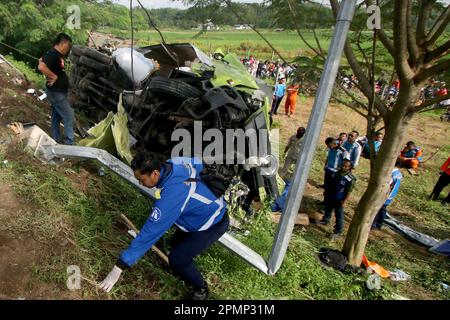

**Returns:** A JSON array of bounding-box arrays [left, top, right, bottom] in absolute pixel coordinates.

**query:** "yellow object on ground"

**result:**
[[78, 94, 133, 165]]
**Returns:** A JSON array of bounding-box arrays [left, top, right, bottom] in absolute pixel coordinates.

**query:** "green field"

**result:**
[[103, 28, 333, 60]]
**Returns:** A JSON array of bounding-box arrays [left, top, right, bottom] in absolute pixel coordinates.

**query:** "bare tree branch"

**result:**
[[337, 80, 370, 111], [406, 0, 420, 66], [331, 95, 368, 118], [416, 0, 437, 45], [330, 0, 389, 119], [376, 29, 396, 56], [413, 93, 450, 113], [393, 0, 415, 81], [312, 28, 325, 58], [224, 0, 288, 64], [414, 58, 450, 83], [286, 0, 325, 59], [425, 5, 450, 46], [355, 31, 373, 80], [363, 0, 395, 56], [426, 39, 450, 63]]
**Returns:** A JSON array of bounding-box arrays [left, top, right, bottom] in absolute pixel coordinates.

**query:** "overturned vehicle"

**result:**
[[69, 43, 279, 210]]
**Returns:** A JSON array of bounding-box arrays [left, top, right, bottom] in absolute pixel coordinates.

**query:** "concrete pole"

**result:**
[[268, 0, 357, 274]]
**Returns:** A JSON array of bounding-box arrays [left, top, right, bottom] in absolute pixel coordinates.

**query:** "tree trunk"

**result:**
[[342, 83, 416, 266]]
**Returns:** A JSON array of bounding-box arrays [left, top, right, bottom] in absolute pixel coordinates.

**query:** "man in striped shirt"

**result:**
[[342, 130, 362, 168]]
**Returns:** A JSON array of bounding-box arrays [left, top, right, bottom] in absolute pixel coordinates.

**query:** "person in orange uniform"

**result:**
[[397, 141, 423, 169], [429, 156, 450, 204], [284, 82, 300, 117]]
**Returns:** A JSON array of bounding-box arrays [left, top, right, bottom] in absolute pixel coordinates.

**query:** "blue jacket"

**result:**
[[384, 168, 402, 206], [273, 84, 286, 98], [403, 147, 423, 161], [342, 141, 362, 167], [325, 171, 356, 201], [326, 146, 346, 171], [362, 140, 382, 158], [119, 157, 227, 267]]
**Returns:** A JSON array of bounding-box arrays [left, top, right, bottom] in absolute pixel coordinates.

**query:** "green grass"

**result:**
[[4, 55, 45, 88], [2, 126, 448, 300], [103, 28, 333, 60], [0, 130, 395, 300]]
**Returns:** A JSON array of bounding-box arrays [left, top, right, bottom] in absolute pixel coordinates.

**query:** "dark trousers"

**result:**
[[323, 168, 335, 188], [323, 198, 344, 234], [372, 204, 388, 229], [431, 172, 450, 203], [270, 96, 283, 115], [169, 213, 229, 290], [46, 90, 75, 145]]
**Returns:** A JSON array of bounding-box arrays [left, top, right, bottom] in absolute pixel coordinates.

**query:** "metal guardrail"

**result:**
[[40, 144, 270, 273]]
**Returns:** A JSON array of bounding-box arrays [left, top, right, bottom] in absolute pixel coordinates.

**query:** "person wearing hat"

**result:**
[[279, 126, 306, 179]]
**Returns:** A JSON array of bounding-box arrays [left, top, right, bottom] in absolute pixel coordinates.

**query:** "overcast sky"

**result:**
[[112, 0, 263, 9]]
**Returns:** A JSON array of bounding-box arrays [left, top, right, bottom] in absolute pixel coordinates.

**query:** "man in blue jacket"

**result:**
[[318, 159, 356, 238], [371, 167, 403, 230], [323, 137, 347, 187], [99, 152, 229, 300], [270, 77, 286, 115], [342, 130, 362, 168]]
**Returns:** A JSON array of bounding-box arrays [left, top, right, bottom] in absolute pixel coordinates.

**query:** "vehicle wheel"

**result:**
[[78, 56, 110, 72], [148, 76, 203, 100], [70, 54, 79, 64], [71, 45, 84, 57], [81, 47, 112, 65]]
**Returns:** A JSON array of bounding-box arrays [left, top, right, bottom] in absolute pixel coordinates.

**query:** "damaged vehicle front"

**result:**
[[69, 43, 279, 213]]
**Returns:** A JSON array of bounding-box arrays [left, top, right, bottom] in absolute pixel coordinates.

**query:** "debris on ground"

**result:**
[[429, 239, 450, 257], [366, 273, 381, 290], [390, 293, 411, 300], [384, 213, 439, 248], [407, 168, 419, 175], [26, 88, 47, 101], [362, 255, 390, 278], [97, 166, 106, 177], [271, 212, 309, 226], [7, 122, 25, 135], [389, 269, 411, 282]]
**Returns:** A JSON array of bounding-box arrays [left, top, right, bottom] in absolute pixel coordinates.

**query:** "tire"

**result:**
[[71, 45, 84, 57], [81, 47, 112, 65], [69, 54, 79, 64], [78, 56, 110, 72], [148, 76, 203, 100]]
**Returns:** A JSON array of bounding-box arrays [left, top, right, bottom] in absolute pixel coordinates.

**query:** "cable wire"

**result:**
[[129, 0, 136, 116], [0, 41, 39, 61]]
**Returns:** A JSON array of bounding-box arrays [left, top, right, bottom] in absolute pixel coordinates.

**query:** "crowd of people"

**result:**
[[341, 74, 449, 115], [278, 124, 448, 239], [241, 55, 296, 81]]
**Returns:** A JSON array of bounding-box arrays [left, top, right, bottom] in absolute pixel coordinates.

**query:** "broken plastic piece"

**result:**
[[389, 269, 411, 281], [112, 48, 159, 86], [366, 274, 381, 290], [127, 230, 137, 238]]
